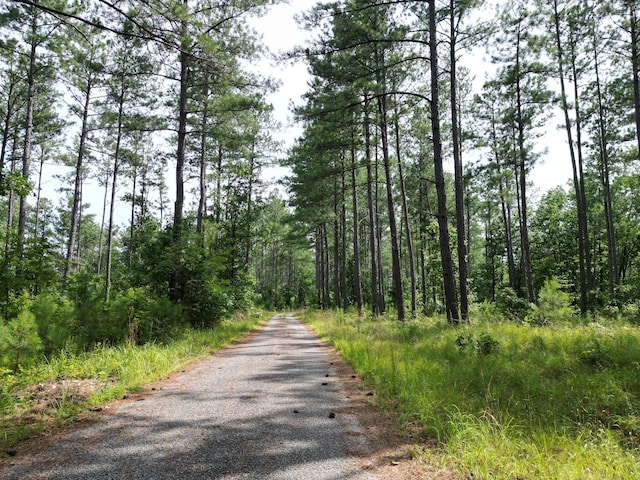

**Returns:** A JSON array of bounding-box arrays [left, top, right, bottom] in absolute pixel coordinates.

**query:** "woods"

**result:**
[[288, 0, 640, 323], [0, 0, 639, 383], [0, 0, 314, 364], [1, 1, 640, 476]]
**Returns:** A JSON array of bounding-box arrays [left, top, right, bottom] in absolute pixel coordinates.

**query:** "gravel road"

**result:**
[[0, 313, 378, 480]]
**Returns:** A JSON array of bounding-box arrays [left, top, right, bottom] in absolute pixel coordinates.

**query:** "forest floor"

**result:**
[[0, 313, 458, 479]]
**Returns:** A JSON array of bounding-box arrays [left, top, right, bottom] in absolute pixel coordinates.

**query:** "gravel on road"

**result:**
[[0, 313, 379, 480]]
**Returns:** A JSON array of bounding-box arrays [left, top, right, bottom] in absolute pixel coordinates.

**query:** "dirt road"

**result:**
[[0, 314, 379, 479]]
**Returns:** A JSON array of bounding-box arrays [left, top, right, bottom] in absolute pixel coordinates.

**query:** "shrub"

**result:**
[[0, 302, 42, 370], [526, 277, 575, 326], [496, 287, 531, 322], [455, 332, 500, 356], [31, 293, 77, 355]]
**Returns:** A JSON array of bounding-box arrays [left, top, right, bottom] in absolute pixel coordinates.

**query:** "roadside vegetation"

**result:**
[[0, 309, 269, 454], [303, 305, 640, 479]]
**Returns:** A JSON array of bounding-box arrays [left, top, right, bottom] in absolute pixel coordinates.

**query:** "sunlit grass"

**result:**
[[0, 310, 269, 451], [303, 309, 640, 479]]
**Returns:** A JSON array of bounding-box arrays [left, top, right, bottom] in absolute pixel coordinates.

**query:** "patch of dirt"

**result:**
[[19, 379, 104, 416]]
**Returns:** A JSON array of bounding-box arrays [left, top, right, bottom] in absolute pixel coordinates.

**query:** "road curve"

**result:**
[[0, 313, 377, 479]]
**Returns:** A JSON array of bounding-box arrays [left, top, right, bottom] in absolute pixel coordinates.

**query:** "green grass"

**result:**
[[0, 310, 269, 451], [302, 309, 640, 479]]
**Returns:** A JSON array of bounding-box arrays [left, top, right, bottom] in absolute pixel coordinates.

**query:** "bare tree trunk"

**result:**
[[34, 149, 45, 237], [450, 0, 469, 321], [393, 99, 416, 317], [552, 0, 589, 314], [170, 39, 189, 301], [197, 101, 209, 240], [350, 131, 363, 315], [17, 10, 38, 254], [97, 163, 109, 274], [340, 153, 349, 311], [378, 90, 405, 322], [429, 0, 459, 323], [593, 34, 619, 300], [364, 94, 380, 316], [333, 181, 341, 309], [569, 22, 593, 301], [629, 3, 640, 157], [64, 80, 93, 279], [515, 26, 536, 303], [105, 92, 125, 302]]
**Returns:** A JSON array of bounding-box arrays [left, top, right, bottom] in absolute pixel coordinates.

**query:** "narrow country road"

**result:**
[[0, 314, 378, 479]]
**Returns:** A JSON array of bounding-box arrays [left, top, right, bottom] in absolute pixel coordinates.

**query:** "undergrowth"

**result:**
[[0, 310, 269, 452], [302, 309, 640, 479]]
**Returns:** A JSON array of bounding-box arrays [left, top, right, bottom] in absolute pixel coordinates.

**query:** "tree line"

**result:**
[[286, 0, 640, 323], [0, 0, 315, 369]]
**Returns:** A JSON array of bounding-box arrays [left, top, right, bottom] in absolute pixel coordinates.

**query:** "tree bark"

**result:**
[[393, 99, 417, 317], [514, 22, 536, 303], [64, 79, 92, 279], [593, 32, 619, 300], [364, 94, 380, 316], [450, 0, 469, 321], [378, 91, 405, 322], [350, 130, 363, 315], [552, 0, 589, 314], [17, 10, 39, 254], [429, 0, 459, 323], [170, 43, 189, 302]]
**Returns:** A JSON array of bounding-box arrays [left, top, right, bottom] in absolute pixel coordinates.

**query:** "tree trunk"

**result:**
[[64, 80, 92, 279], [552, 0, 589, 314], [515, 25, 536, 303], [197, 98, 209, 240], [17, 11, 39, 254], [629, 3, 640, 157], [170, 44, 189, 302], [350, 131, 363, 315], [450, 0, 469, 321], [105, 89, 125, 302], [378, 91, 405, 322], [593, 34, 619, 300], [569, 21, 593, 301], [340, 153, 349, 311], [364, 94, 380, 316], [429, 0, 459, 323], [393, 99, 417, 317]]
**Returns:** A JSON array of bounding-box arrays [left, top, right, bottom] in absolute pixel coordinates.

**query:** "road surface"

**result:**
[[0, 313, 377, 479]]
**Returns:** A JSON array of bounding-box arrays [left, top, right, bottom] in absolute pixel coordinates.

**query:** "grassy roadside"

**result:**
[[1, 310, 270, 454], [302, 309, 640, 479]]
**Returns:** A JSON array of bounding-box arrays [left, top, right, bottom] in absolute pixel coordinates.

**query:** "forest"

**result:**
[[1, 0, 639, 475], [0, 0, 638, 364], [288, 0, 640, 325]]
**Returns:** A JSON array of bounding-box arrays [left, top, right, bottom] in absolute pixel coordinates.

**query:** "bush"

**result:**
[[496, 287, 531, 322], [455, 332, 501, 356], [526, 277, 575, 326], [31, 293, 77, 355], [0, 301, 42, 370]]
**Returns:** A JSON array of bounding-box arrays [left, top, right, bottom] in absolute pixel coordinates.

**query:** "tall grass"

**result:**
[[0, 310, 269, 450], [303, 309, 640, 479]]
